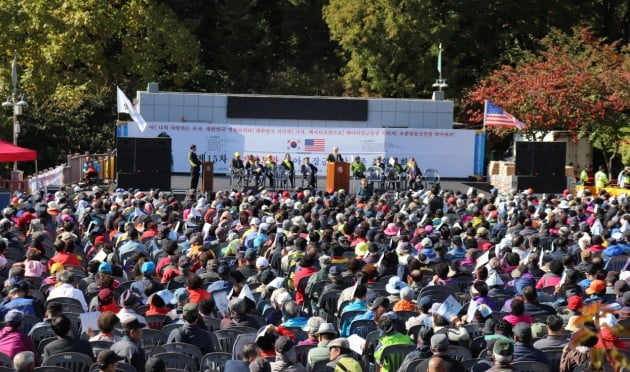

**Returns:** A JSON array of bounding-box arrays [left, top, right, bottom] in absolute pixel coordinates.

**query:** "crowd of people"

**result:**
[[0, 177, 627, 372]]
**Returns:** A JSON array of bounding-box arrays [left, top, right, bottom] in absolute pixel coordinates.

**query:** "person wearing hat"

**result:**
[[325, 338, 362, 372], [129, 261, 163, 302], [167, 287, 190, 321], [373, 315, 414, 372], [162, 255, 192, 286], [221, 297, 262, 330], [117, 289, 147, 325], [238, 248, 259, 278], [43, 314, 93, 360], [512, 322, 547, 363], [322, 265, 346, 294], [304, 322, 338, 367], [97, 288, 121, 313], [47, 270, 88, 312], [0, 281, 39, 319], [270, 336, 306, 372], [484, 338, 514, 371], [111, 317, 146, 372], [393, 287, 417, 312], [296, 317, 323, 347], [95, 350, 124, 372], [416, 334, 465, 372], [584, 279, 607, 304], [166, 303, 215, 354], [0, 310, 39, 363]]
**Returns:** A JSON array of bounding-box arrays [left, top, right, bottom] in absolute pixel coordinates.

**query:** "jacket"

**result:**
[[111, 336, 145, 372], [43, 336, 93, 360], [0, 327, 39, 364], [308, 340, 331, 367], [166, 323, 215, 354], [513, 342, 548, 363], [373, 332, 414, 372]]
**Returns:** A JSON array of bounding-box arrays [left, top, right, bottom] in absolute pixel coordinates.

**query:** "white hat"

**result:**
[[256, 257, 269, 269], [421, 238, 433, 248], [264, 216, 275, 225], [259, 223, 270, 233]]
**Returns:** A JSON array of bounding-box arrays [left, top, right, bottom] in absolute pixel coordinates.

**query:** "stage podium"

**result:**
[[326, 162, 350, 193]]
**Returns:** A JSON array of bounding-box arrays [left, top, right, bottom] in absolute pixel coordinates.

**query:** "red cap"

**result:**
[[94, 235, 106, 245], [567, 295, 583, 311]]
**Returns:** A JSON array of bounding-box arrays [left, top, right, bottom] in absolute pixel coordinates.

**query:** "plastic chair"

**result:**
[[231, 333, 257, 360], [365, 167, 383, 191], [605, 255, 629, 272], [393, 311, 419, 322], [349, 319, 377, 338], [145, 315, 169, 330], [214, 329, 240, 353], [445, 345, 472, 362], [45, 298, 84, 314], [464, 324, 483, 342], [470, 336, 487, 358], [318, 290, 342, 323], [144, 345, 165, 358], [422, 169, 440, 189], [162, 323, 183, 336], [162, 343, 203, 366], [337, 310, 364, 332], [43, 352, 93, 372], [200, 351, 232, 372], [89, 340, 113, 359], [201, 317, 220, 332], [401, 358, 423, 372], [37, 337, 57, 356], [0, 353, 11, 367], [295, 344, 315, 367], [228, 326, 258, 334], [309, 360, 328, 372], [378, 344, 416, 372], [141, 328, 167, 346], [153, 353, 196, 372], [511, 361, 551, 372], [34, 367, 71, 372], [461, 358, 481, 370], [30, 325, 55, 347], [541, 347, 564, 372], [114, 363, 137, 372]]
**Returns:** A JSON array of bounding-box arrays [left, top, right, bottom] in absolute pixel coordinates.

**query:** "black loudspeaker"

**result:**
[[514, 176, 566, 193], [116, 137, 172, 190], [515, 142, 533, 176], [116, 137, 136, 173]]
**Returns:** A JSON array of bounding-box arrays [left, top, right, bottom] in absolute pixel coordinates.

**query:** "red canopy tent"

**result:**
[[0, 140, 37, 162]]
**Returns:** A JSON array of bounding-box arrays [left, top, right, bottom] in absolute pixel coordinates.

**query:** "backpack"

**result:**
[[334, 357, 362, 372]]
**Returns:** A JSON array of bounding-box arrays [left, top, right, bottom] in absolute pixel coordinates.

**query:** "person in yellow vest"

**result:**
[[280, 153, 295, 188], [263, 154, 276, 187], [188, 144, 202, 190], [350, 156, 366, 178], [617, 166, 630, 188], [579, 165, 593, 185], [595, 165, 609, 188]]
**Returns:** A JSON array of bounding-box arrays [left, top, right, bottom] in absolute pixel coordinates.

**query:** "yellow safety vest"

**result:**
[[595, 171, 609, 188]]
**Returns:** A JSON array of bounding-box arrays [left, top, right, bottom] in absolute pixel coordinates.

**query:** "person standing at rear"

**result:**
[[188, 144, 202, 190]]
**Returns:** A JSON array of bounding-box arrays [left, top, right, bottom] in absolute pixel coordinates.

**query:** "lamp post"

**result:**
[[2, 55, 27, 170]]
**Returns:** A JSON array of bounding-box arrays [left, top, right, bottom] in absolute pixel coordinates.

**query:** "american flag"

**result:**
[[484, 100, 526, 130], [304, 139, 325, 152]]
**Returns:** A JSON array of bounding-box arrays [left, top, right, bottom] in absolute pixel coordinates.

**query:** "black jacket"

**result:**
[[43, 336, 94, 361]]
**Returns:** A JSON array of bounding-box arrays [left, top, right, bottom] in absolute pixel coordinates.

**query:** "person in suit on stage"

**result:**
[[301, 157, 318, 188], [188, 145, 202, 190], [327, 147, 344, 163], [231, 152, 245, 186]]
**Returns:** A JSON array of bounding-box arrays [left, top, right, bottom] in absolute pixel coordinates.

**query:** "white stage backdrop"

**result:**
[[122, 122, 475, 177]]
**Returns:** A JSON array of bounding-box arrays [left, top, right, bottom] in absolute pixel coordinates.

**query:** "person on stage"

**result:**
[[231, 152, 245, 186], [249, 156, 264, 187], [188, 145, 202, 190], [263, 154, 276, 187], [301, 157, 318, 188], [327, 147, 344, 163], [405, 157, 422, 189], [351, 156, 366, 179], [280, 153, 295, 188]]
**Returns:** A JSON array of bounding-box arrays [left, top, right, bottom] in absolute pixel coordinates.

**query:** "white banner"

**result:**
[[28, 165, 64, 193], [124, 122, 475, 177]]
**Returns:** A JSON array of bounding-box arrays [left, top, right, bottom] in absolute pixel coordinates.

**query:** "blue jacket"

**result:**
[[603, 243, 630, 259], [0, 298, 37, 318], [340, 300, 368, 337]]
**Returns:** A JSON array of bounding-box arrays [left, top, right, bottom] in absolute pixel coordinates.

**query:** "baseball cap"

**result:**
[[256, 257, 269, 269], [98, 262, 112, 273], [97, 350, 124, 367], [275, 336, 295, 353], [567, 295, 584, 311], [119, 290, 139, 307], [171, 287, 189, 304], [493, 339, 514, 356], [121, 317, 146, 330], [244, 249, 257, 260], [302, 316, 324, 333], [182, 303, 199, 317], [430, 334, 449, 350], [4, 309, 24, 323], [368, 296, 389, 310], [141, 261, 156, 275], [328, 338, 350, 350], [586, 279, 606, 295]]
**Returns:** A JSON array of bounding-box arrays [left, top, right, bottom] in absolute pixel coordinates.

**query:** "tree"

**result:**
[[463, 26, 629, 173], [0, 0, 201, 169]]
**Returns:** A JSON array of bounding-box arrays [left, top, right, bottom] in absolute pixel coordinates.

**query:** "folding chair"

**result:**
[[200, 352, 232, 372], [511, 361, 551, 372], [145, 315, 169, 330], [162, 343, 203, 366], [141, 329, 167, 346], [444, 345, 472, 362], [214, 329, 240, 353], [152, 353, 196, 372], [231, 333, 257, 360], [295, 344, 316, 367], [43, 352, 93, 372]]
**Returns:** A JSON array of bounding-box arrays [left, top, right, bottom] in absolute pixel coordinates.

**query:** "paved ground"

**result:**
[[163, 174, 477, 195]]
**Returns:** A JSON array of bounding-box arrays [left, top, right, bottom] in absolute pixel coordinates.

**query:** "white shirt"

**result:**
[[47, 283, 88, 311], [116, 308, 147, 325]]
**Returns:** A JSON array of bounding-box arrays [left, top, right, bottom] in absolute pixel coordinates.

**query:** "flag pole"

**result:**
[[482, 99, 488, 132]]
